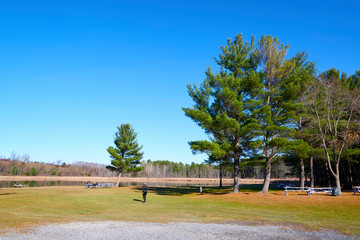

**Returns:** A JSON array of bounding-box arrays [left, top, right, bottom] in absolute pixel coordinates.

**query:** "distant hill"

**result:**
[[0, 158, 116, 177]]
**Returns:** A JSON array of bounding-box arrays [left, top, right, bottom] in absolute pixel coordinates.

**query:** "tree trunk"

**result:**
[[300, 158, 305, 188], [116, 172, 122, 187], [233, 155, 240, 193], [345, 157, 354, 189], [324, 161, 331, 186], [261, 156, 271, 193], [335, 174, 342, 194], [219, 161, 223, 188], [335, 163, 342, 194], [310, 156, 314, 188], [296, 115, 306, 188]]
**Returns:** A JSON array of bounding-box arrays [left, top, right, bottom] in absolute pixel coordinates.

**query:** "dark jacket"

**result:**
[[142, 185, 148, 193]]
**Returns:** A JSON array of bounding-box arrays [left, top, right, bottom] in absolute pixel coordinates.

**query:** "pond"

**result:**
[[0, 180, 230, 188], [0, 181, 85, 188]]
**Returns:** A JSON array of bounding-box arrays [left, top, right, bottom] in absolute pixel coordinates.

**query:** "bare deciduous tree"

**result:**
[[304, 76, 360, 194]]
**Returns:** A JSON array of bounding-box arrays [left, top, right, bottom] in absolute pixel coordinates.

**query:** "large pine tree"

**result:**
[[253, 35, 316, 193], [183, 34, 260, 193], [106, 124, 144, 187]]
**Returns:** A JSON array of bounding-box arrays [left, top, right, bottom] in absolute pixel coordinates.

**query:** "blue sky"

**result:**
[[1, 0, 359, 165]]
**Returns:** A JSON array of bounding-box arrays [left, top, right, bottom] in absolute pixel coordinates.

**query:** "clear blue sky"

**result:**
[[1, 0, 359, 165]]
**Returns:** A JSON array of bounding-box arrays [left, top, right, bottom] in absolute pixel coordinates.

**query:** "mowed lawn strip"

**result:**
[[0, 186, 359, 235]]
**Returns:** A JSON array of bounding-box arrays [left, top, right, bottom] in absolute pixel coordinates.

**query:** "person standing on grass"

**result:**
[[142, 183, 148, 203]]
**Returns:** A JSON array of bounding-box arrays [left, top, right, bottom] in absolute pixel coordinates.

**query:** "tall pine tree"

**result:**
[[285, 51, 316, 188], [254, 35, 310, 193]]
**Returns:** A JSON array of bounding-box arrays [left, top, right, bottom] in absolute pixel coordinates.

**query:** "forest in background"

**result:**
[[0, 153, 294, 179]]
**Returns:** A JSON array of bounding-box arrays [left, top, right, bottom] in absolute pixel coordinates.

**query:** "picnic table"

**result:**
[[354, 186, 360, 195], [308, 187, 332, 195], [85, 182, 114, 189], [284, 186, 332, 196], [284, 186, 311, 196]]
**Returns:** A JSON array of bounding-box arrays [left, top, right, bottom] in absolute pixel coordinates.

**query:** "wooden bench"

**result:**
[[354, 186, 360, 195]]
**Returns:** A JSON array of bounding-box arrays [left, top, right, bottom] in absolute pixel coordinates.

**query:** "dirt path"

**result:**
[[1, 221, 356, 240]]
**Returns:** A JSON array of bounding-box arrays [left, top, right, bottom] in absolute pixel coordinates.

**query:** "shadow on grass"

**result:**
[[136, 186, 201, 196], [133, 199, 144, 203], [0, 193, 16, 196], [134, 184, 284, 196]]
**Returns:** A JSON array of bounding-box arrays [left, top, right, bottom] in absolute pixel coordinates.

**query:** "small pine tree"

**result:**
[[30, 167, 37, 176], [11, 166, 18, 175], [106, 124, 144, 187]]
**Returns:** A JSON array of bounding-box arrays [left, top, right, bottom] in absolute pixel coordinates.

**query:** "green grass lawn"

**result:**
[[0, 185, 359, 236]]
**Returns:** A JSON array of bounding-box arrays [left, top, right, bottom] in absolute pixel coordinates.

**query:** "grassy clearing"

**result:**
[[0, 185, 359, 235]]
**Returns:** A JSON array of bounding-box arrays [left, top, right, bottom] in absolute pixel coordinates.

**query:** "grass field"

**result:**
[[0, 185, 359, 236]]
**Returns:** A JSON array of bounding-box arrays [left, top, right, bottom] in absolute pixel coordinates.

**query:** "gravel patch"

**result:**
[[1, 221, 357, 240]]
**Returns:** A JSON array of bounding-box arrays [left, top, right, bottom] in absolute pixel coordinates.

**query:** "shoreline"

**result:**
[[0, 175, 296, 184]]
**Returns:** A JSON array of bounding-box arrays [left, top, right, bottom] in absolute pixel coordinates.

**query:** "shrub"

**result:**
[[30, 167, 37, 176], [11, 166, 18, 175]]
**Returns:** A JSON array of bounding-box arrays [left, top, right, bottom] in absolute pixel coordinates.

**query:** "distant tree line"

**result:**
[[1, 155, 298, 179], [138, 160, 232, 178]]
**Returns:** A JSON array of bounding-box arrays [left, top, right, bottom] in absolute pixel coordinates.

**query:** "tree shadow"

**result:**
[[135, 186, 199, 196], [205, 186, 233, 195], [133, 184, 285, 196], [136, 186, 234, 196], [240, 184, 264, 192], [0, 193, 16, 196]]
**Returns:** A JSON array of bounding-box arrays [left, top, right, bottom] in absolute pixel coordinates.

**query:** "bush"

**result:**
[[11, 166, 18, 175], [30, 167, 37, 176], [24, 171, 31, 176], [51, 171, 56, 176]]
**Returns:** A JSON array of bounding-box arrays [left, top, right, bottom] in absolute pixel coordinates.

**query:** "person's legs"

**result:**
[[143, 192, 147, 203]]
